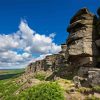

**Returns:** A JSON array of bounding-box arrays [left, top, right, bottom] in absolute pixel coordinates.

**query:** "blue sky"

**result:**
[[0, 0, 100, 69]]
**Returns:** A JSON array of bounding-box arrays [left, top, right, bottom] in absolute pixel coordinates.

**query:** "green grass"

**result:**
[[85, 95, 100, 100], [34, 72, 46, 81], [17, 82, 64, 100], [77, 87, 92, 93], [93, 86, 100, 93], [0, 69, 65, 100], [0, 69, 24, 100], [0, 79, 20, 99]]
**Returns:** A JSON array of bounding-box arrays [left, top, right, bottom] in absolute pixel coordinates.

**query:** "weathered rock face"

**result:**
[[25, 53, 66, 73], [25, 59, 47, 73], [25, 62, 35, 73], [25, 43, 69, 80], [44, 54, 59, 71], [59, 44, 67, 57], [67, 8, 100, 87], [25, 7, 100, 87], [67, 8, 99, 67], [78, 67, 100, 86]]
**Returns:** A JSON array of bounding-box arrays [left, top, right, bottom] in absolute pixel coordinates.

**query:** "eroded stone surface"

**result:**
[[77, 67, 100, 86], [25, 7, 100, 87]]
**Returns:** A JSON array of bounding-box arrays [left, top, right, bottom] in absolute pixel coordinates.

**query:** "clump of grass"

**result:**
[[92, 86, 100, 93], [56, 78, 73, 84], [0, 79, 20, 100], [18, 82, 64, 100], [77, 87, 92, 94], [85, 95, 100, 100], [34, 72, 46, 81]]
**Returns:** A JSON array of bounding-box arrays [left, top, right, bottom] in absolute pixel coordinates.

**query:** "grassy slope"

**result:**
[[0, 69, 100, 100], [0, 69, 24, 99], [0, 70, 65, 100]]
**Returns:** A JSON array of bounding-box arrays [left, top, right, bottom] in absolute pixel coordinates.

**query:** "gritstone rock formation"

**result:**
[[67, 8, 99, 68], [25, 8, 100, 87], [26, 44, 68, 74], [67, 8, 100, 87]]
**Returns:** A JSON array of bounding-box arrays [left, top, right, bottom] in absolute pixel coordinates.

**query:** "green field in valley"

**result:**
[[0, 69, 24, 80]]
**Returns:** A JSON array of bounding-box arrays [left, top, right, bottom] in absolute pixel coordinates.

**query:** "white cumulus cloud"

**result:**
[[0, 19, 61, 69]]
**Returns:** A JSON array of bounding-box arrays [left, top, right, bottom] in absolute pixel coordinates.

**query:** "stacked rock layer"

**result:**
[[25, 8, 100, 87], [67, 8, 99, 68]]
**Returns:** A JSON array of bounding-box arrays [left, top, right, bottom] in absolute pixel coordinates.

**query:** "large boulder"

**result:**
[[78, 67, 100, 87], [67, 8, 99, 68]]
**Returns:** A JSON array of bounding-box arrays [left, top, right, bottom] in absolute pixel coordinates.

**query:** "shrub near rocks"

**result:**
[[34, 72, 46, 81], [93, 86, 100, 93], [18, 82, 64, 100], [77, 87, 93, 94]]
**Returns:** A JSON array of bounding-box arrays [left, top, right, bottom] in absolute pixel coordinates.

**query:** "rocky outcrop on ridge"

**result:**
[[67, 8, 99, 67], [25, 8, 100, 87], [67, 8, 100, 87]]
